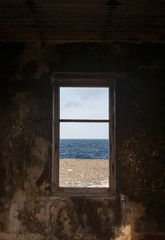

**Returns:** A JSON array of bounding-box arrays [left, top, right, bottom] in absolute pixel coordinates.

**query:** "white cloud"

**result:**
[[62, 101, 81, 109], [75, 88, 107, 100]]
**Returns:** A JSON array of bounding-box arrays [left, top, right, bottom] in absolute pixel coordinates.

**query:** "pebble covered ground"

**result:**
[[59, 158, 109, 187]]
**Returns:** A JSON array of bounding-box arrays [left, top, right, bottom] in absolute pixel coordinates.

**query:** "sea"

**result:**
[[60, 139, 109, 159]]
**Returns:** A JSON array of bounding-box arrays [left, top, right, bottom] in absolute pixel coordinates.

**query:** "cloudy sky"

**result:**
[[60, 87, 109, 139]]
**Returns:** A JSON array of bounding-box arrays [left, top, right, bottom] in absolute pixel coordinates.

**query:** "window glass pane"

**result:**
[[59, 123, 109, 188], [60, 87, 109, 120], [60, 122, 109, 139]]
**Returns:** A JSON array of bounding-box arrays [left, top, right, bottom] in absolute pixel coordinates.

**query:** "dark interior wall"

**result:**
[[116, 70, 165, 233], [0, 42, 165, 240]]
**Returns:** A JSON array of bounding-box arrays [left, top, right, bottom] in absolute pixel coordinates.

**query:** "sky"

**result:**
[[60, 87, 109, 139]]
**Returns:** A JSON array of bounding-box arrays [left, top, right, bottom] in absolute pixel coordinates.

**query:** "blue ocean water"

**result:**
[[60, 139, 109, 159]]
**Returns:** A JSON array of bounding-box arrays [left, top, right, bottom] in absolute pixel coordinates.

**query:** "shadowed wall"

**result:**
[[0, 42, 165, 240]]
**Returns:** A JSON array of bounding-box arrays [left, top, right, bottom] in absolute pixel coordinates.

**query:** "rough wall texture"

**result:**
[[0, 42, 165, 240]]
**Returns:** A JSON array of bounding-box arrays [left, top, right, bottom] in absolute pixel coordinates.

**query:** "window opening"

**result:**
[[52, 74, 115, 195]]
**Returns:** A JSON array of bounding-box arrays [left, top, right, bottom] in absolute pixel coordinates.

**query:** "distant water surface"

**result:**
[[60, 139, 109, 159]]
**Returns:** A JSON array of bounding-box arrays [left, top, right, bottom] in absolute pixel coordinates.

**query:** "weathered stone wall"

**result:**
[[0, 42, 165, 240]]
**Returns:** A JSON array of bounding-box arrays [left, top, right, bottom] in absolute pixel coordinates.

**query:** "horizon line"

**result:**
[[60, 138, 109, 140]]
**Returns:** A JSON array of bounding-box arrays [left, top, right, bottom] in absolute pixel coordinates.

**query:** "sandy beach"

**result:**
[[59, 158, 109, 187]]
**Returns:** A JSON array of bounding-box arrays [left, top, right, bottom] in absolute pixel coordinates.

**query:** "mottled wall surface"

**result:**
[[116, 70, 165, 237], [0, 42, 165, 240]]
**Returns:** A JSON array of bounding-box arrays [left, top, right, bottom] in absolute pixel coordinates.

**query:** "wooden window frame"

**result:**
[[51, 72, 116, 195]]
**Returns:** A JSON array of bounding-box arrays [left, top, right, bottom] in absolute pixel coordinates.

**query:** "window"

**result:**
[[51, 73, 116, 195]]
